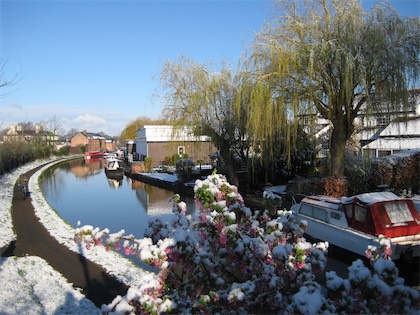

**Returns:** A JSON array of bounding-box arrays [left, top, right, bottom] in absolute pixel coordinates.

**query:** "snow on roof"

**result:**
[[359, 128, 381, 141], [363, 138, 420, 150], [302, 195, 342, 211], [380, 116, 420, 137], [342, 191, 402, 205]]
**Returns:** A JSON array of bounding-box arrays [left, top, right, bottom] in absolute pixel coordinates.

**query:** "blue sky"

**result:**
[[1, 0, 419, 137]]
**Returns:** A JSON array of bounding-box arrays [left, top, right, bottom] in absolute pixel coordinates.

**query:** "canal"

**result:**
[[40, 158, 197, 267]]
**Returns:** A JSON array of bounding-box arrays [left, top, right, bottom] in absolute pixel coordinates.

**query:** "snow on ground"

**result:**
[[139, 172, 178, 183], [0, 256, 99, 314], [0, 157, 152, 314]]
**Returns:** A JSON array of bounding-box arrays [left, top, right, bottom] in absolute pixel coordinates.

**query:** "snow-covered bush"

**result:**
[[75, 173, 419, 314], [369, 152, 419, 194]]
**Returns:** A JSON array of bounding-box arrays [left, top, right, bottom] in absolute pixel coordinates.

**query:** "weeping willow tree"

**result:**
[[250, 0, 419, 176], [160, 56, 253, 186], [120, 116, 168, 143]]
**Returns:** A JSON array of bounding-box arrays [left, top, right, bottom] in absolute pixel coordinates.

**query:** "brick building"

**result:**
[[70, 130, 116, 153]]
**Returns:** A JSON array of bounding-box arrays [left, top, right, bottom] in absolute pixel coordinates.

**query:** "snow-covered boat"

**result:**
[[104, 158, 124, 180], [291, 192, 420, 261]]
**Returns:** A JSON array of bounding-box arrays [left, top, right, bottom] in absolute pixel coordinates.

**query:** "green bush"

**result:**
[[0, 141, 52, 175], [144, 156, 153, 172], [56, 145, 70, 156]]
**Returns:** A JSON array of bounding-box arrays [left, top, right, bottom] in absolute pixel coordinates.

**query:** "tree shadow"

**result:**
[[0, 241, 16, 258], [76, 242, 129, 308], [53, 290, 101, 315]]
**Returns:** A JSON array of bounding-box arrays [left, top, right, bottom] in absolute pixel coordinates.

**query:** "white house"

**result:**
[[300, 88, 420, 158], [362, 116, 420, 158]]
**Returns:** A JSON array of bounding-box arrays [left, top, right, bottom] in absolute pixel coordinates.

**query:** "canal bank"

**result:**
[[122, 162, 268, 210]]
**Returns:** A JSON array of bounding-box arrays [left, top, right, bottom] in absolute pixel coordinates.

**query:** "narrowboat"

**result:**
[[104, 158, 124, 180]]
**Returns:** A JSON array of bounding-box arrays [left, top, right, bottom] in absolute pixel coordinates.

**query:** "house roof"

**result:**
[[380, 116, 420, 137], [78, 131, 107, 140], [362, 138, 420, 150], [137, 125, 211, 142], [362, 116, 420, 150]]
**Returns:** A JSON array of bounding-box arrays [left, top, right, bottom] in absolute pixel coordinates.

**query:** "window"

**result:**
[[354, 205, 367, 222], [377, 115, 390, 126], [178, 146, 185, 156], [303, 116, 309, 125], [299, 204, 328, 222], [385, 202, 413, 224], [300, 204, 312, 216], [313, 207, 328, 222], [344, 205, 353, 218], [330, 212, 341, 220]]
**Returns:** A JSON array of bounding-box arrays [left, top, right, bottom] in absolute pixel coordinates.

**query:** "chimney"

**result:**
[[83, 130, 87, 134]]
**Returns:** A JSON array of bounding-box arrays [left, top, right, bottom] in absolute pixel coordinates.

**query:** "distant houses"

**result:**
[[70, 130, 116, 154], [2, 123, 61, 147]]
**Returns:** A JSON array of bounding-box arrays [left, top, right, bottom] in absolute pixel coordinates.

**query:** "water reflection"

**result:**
[[70, 157, 103, 178], [107, 178, 123, 189]]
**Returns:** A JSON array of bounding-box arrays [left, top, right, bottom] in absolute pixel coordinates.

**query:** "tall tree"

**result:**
[[120, 116, 167, 143], [251, 0, 419, 176], [161, 57, 253, 186]]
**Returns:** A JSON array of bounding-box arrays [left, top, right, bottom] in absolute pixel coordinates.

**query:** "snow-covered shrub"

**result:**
[[369, 152, 419, 194], [75, 173, 419, 314]]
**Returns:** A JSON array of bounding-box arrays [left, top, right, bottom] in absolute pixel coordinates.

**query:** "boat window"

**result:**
[[300, 204, 312, 216], [344, 204, 353, 218], [330, 212, 341, 220], [354, 205, 367, 222], [299, 204, 328, 222], [313, 207, 328, 222], [384, 202, 413, 224]]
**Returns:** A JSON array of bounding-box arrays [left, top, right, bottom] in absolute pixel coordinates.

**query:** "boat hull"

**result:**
[[105, 168, 124, 180], [296, 213, 382, 258], [294, 210, 420, 261]]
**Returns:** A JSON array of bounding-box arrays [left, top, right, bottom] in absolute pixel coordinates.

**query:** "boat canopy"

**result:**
[[341, 192, 420, 238]]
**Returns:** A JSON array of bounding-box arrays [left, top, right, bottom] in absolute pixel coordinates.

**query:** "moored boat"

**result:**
[[85, 151, 103, 159], [291, 191, 420, 262], [104, 158, 124, 180]]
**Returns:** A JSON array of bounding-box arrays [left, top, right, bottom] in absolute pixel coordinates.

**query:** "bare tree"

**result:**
[[0, 59, 20, 98], [41, 115, 63, 136]]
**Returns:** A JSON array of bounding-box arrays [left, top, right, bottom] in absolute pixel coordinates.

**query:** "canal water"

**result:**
[[40, 158, 197, 244]]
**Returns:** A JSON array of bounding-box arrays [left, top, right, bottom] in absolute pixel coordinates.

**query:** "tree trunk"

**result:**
[[329, 122, 348, 177], [219, 142, 239, 187]]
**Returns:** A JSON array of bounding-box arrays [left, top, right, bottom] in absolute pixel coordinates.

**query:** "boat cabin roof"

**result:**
[[301, 195, 342, 211], [342, 191, 402, 206]]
